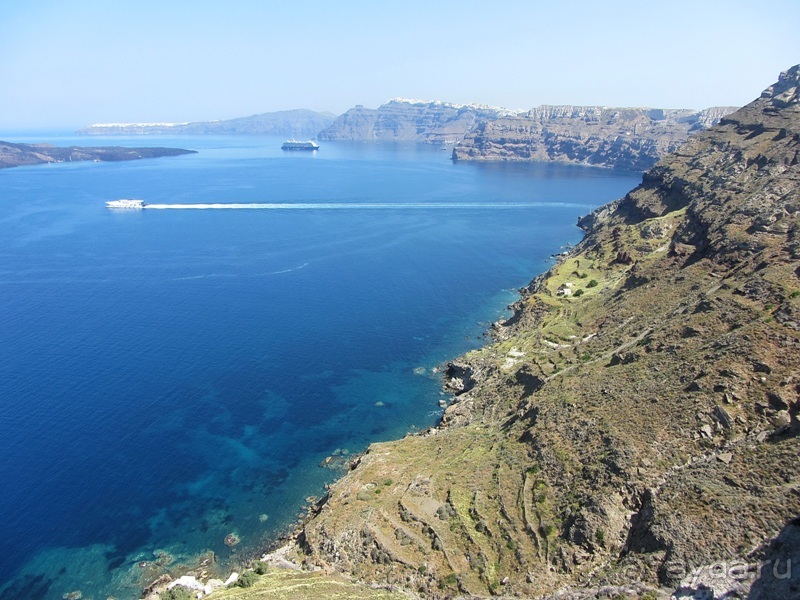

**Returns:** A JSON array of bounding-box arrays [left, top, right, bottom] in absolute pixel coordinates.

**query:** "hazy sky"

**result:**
[[1, 0, 798, 130]]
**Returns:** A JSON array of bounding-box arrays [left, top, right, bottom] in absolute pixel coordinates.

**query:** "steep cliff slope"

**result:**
[[317, 99, 519, 144], [285, 67, 800, 598], [453, 105, 738, 170]]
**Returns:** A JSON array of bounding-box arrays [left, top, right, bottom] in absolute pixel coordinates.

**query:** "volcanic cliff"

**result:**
[[279, 66, 800, 599], [452, 105, 738, 170], [317, 99, 520, 145]]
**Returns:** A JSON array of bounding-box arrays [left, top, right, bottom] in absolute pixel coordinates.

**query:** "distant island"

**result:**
[[77, 109, 336, 138], [78, 100, 739, 171], [0, 140, 196, 170]]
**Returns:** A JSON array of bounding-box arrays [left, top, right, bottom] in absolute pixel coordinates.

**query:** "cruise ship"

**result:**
[[281, 139, 319, 151], [106, 199, 146, 209]]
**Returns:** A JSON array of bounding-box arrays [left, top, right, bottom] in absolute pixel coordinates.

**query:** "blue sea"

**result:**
[[0, 135, 640, 599]]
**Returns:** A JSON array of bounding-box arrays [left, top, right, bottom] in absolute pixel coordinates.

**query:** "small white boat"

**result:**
[[106, 199, 145, 208]]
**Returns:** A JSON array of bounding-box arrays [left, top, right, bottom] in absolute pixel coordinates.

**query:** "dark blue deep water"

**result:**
[[0, 135, 639, 599]]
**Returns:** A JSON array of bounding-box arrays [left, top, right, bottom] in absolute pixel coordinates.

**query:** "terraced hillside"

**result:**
[[288, 66, 800, 598]]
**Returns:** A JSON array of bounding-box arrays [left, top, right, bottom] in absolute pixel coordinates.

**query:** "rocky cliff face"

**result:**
[[316, 105, 380, 141], [0, 141, 195, 169], [453, 104, 739, 170], [77, 109, 335, 137], [317, 99, 520, 144], [285, 66, 800, 599]]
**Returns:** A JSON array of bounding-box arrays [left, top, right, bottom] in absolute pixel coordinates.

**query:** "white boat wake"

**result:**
[[143, 202, 590, 210], [173, 262, 310, 281]]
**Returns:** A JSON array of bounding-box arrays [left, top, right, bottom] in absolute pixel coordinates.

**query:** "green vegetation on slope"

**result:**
[[291, 66, 800, 599], [210, 569, 406, 600]]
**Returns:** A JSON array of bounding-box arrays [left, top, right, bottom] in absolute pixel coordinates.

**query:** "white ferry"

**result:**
[[281, 139, 319, 151], [106, 199, 146, 209]]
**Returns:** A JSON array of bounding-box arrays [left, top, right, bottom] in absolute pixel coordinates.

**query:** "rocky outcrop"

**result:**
[[318, 99, 521, 144], [316, 105, 379, 141], [452, 104, 739, 170], [286, 66, 800, 598], [747, 516, 800, 599], [0, 141, 196, 169], [77, 109, 336, 137]]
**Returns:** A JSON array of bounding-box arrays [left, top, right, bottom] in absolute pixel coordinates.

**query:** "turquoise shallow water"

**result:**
[[0, 135, 640, 599]]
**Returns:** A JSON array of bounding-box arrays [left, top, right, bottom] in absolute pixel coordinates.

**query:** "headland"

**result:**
[[0, 140, 196, 170]]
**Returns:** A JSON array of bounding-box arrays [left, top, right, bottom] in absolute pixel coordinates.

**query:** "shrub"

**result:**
[[587, 279, 599, 288], [253, 562, 270, 575], [573, 289, 585, 297], [596, 528, 606, 547], [442, 573, 458, 587], [163, 587, 195, 600], [235, 570, 259, 588]]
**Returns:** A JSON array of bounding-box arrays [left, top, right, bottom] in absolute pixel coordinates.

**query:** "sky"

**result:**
[[0, 0, 798, 131]]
